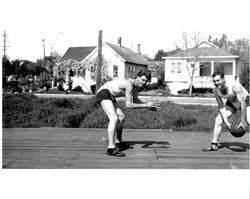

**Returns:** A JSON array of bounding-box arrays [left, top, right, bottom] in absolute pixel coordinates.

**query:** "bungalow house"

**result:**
[[163, 41, 240, 94], [56, 41, 148, 92]]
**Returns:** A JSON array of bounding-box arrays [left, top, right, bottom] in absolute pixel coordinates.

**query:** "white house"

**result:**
[[163, 41, 240, 94], [57, 42, 148, 92]]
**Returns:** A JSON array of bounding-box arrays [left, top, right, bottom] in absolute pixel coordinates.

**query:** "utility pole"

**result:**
[[42, 39, 45, 60], [2, 30, 9, 58], [50, 44, 53, 56], [95, 30, 103, 93]]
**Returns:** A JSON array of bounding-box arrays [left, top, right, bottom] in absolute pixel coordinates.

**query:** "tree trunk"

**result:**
[[188, 69, 195, 96]]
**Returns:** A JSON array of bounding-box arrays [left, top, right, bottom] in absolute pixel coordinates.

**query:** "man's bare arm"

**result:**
[[214, 88, 231, 128], [123, 80, 159, 109], [233, 83, 247, 128]]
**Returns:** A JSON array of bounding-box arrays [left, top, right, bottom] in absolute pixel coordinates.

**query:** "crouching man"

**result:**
[[95, 70, 161, 156], [203, 71, 249, 151]]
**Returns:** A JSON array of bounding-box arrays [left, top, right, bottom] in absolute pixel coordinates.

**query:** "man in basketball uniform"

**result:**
[[96, 70, 161, 156], [204, 71, 249, 151]]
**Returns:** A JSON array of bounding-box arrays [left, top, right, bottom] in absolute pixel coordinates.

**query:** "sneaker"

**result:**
[[202, 142, 219, 152], [106, 148, 126, 157], [116, 142, 134, 151]]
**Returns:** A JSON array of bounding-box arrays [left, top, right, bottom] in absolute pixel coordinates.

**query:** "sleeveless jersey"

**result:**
[[217, 81, 249, 103]]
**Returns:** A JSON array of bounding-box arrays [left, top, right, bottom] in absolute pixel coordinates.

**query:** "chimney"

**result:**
[[117, 37, 122, 47], [137, 43, 141, 54]]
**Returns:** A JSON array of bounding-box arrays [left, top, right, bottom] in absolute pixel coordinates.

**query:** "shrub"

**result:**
[[58, 84, 64, 91], [72, 86, 83, 92], [178, 87, 213, 94], [2, 94, 225, 132], [2, 94, 97, 128], [80, 101, 213, 131], [3, 94, 37, 127], [39, 80, 52, 91]]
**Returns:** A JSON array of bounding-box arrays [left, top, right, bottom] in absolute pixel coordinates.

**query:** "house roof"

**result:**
[[165, 41, 237, 58], [106, 42, 149, 66], [60, 46, 96, 62], [166, 48, 184, 56]]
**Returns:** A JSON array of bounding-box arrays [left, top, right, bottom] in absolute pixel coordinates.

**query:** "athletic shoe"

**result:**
[[202, 142, 219, 152], [106, 148, 126, 157]]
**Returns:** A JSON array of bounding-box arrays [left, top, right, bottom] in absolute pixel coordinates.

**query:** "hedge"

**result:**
[[2, 93, 241, 131]]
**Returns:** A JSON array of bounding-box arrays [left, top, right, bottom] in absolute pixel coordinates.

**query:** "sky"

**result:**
[[1, 0, 250, 61]]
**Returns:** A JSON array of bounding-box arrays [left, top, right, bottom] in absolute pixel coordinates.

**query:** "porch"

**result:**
[[194, 60, 240, 88]]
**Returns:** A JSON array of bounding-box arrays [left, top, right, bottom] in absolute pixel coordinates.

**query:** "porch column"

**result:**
[[232, 61, 236, 80], [211, 61, 214, 76]]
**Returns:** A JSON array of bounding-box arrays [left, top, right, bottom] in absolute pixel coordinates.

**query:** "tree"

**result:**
[[228, 38, 249, 58], [82, 56, 112, 83], [54, 56, 112, 91], [2, 57, 13, 87], [179, 31, 201, 96], [2, 57, 13, 77], [36, 51, 61, 78], [229, 38, 250, 91], [154, 49, 168, 61]]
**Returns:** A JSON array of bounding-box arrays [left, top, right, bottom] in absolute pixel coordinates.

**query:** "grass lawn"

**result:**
[[2, 93, 242, 131]]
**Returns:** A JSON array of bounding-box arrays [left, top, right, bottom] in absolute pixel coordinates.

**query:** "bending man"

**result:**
[[204, 71, 249, 151], [95, 70, 161, 157]]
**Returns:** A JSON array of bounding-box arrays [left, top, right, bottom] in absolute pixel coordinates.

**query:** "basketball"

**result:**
[[229, 126, 246, 137]]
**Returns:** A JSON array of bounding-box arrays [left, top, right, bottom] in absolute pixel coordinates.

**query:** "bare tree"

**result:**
[[180, 31, 201, 96]]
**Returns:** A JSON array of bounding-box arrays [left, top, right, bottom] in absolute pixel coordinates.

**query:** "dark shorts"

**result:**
[[95, 89, 116, 104], [225, 95, 249, 112]]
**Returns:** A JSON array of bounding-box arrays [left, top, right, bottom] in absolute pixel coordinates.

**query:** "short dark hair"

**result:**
[[136, 69, 152, 81], [212, 71, 224, 78]]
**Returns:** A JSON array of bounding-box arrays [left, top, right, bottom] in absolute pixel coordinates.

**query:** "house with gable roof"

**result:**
[[56, 41, 148, 92], [163, 41, 240, 94]]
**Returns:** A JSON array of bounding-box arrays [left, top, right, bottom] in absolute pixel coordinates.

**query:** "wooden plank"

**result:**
[[2, 128, 249, 169]]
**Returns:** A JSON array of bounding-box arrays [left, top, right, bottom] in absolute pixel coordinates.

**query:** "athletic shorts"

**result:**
[[95, 89, 116, 104], [225, 95, 249, 112]]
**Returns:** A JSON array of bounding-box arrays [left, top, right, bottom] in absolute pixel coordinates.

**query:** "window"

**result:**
[[177, 62, 182, 73], [199, 62, 211, 76], [171, 63, 176, 73], [113, 65, 118, 77]]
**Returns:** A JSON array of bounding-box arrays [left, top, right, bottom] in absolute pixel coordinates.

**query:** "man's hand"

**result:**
[[147, 100, 162, 112], [224, 121, 231, 130]]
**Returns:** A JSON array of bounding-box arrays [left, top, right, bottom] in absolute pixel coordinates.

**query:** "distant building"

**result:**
[[56, 41, 148, 92], [163, 41, 240, 94]]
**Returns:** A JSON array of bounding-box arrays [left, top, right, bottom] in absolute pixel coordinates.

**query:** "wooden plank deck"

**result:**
[[2, 128, 249, 169]]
